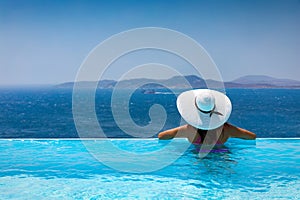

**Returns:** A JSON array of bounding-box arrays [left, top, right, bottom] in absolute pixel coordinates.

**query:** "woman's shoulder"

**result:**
[[185, 124, 197, 131]]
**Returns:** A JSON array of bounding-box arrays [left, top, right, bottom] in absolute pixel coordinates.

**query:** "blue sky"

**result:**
[[0, 0, 299, 85]]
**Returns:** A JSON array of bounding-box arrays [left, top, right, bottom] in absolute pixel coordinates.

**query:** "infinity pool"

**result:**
[[0, 138, 299, 199]]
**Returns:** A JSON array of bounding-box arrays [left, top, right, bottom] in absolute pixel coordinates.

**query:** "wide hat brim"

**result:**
[[176, 89, 232, 130]]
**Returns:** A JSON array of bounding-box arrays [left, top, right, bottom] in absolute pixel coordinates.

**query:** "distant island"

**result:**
[[56, 75, 300, 89]]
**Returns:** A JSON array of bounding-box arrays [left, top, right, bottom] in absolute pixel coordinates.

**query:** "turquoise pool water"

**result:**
[[0, 138, 299, 199]]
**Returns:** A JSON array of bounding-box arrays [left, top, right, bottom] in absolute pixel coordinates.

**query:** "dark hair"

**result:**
[[197, 129, 208, 143]]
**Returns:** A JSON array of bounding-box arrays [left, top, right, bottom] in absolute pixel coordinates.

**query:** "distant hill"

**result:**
[[232, 75, 300, 87], [56, 75, 300, 89]]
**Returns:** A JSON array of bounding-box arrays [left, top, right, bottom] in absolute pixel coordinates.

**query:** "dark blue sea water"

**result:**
[[0, 88, 299, 138]]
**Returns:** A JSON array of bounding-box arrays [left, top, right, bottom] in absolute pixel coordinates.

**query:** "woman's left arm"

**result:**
[[158, 124, 198, 143]]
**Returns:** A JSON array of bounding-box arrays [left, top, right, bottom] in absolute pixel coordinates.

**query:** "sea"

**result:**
[[0, 88, 299, 138]]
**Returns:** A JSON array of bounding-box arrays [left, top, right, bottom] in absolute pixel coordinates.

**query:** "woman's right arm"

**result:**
[[225, 123, 256, 140]]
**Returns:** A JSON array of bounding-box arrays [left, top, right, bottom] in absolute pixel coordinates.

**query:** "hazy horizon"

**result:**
[[1, 72, 300, 87]]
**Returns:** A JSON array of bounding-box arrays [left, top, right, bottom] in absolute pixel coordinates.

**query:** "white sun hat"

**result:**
[[176, 89, 232, 130]]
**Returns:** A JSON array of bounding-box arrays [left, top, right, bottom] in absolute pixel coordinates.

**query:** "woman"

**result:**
[[158, 89, 256, 145]]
